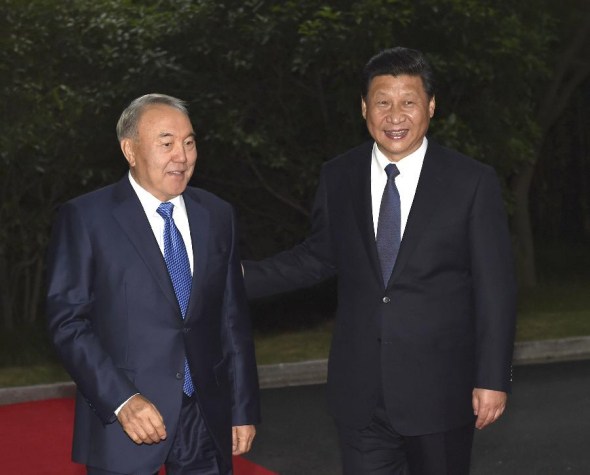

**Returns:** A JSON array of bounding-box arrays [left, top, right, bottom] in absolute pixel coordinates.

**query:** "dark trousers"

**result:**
[[88, 395, 231, 475], [337, 394, 475, 475]]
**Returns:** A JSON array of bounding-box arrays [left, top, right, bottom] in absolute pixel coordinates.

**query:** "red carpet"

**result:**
[[0, 399, 276, 475]]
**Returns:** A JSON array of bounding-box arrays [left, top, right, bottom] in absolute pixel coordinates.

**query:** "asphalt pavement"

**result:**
[[244, 358, 590, 475]]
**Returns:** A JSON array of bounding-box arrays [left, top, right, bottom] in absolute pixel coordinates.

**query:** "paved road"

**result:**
[[244, 359, 590, 474]]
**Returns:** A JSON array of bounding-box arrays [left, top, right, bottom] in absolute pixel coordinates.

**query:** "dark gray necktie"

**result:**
[[376, 163, 401, 286]]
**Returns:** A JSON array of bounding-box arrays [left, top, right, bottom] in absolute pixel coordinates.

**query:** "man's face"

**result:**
[[121, 104, 197, 202], [362, 74, 435, 162]]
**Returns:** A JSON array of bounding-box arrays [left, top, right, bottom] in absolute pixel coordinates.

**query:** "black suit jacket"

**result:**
[[46, 176, 260, 472], [244, 139, 516, 435]]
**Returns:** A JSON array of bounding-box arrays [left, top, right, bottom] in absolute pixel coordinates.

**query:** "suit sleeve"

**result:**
[[222, 207, 261, 425], [469, 167, 517, 393], [46, 202, 138, 424], [243, 166, 337, 299]]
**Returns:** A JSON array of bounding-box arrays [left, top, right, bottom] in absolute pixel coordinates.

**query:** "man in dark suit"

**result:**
[[47, 94, 260, 474], [243, 47, 516, 474]]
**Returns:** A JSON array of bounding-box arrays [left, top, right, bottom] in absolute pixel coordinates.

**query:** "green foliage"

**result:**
[[162, 0, 556, 257], [517, 286, 590, 342], [254, 320, 334, 365], [0, 0, 565, 333], [0, 0, 198, 328], [516, 242, 590, 340], [0, 364, 70, 388]]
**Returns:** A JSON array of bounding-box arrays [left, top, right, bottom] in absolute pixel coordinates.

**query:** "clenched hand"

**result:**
[[117, 394, 167, 444]]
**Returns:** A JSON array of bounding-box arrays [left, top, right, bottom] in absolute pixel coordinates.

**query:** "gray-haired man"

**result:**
[[47, 94, 260, 474]]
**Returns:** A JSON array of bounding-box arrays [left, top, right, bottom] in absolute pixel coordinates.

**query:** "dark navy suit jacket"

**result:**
[[244, 139, 516, 435], [47, 176, 260, 472]]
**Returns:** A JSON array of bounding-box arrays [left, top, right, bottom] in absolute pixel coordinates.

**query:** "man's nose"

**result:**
[[172, 144, 188, 162], [386, 105, 405, 124]]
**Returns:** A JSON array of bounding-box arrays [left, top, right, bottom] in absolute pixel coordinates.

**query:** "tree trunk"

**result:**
[[26, 257, 44, 325], [512, 10, 590, 287], [511, 162, 537, 287], [23, 263, 31, 325], [0, 254, 15, 330]]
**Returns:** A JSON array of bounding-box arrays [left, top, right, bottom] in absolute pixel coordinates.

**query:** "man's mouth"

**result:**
[[384, 129, 408, 140]]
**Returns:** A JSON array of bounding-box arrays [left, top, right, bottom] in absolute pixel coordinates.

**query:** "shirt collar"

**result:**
[[128, 171, 185, 216], [371, 136, 428, 179]]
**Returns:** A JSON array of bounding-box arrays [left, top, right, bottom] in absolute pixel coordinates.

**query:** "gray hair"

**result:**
[[116, 93, 189, 142]]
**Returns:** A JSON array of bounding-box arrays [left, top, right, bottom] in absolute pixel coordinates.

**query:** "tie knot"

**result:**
[[385, 163, 400, 180], [157, 202, 174, 220]]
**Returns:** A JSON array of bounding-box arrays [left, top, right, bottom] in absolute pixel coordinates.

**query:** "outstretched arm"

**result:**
[[243, 167, 336, 299]]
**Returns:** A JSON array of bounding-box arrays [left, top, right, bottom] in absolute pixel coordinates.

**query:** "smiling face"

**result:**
[[121, 104, 197, 202], [362, 74, 435, 162]]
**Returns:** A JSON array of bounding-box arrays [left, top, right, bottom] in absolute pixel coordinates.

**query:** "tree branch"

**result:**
[[198, 174, 260, 190], [246, 160, 310, 218], [538, 10, 590, 128], [541, 62, 590, 131]]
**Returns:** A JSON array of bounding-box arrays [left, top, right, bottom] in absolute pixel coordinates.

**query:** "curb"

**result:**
[[258, 359, 328, 389], [2, 336, 590, 405], [0, 381, 77, 406], [257, 335, 590, 389], [513, 335, 590, 364]]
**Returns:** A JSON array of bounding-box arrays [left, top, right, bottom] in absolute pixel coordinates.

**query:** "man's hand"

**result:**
[[117, 394, 167, 444], [232, 425, 256, 455], [472, 388, 507, 430]]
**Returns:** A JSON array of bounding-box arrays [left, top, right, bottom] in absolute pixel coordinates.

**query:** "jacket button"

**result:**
[[383, 296, 390, 303], [182, 328, 190, 334], [175, 372, 183, 380]]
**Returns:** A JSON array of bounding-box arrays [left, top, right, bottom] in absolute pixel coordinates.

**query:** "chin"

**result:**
[[171, 187, 187, 197]]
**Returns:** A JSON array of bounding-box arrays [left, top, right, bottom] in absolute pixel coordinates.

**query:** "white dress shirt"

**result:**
[[370, 137, 428, 239], [128, 172, 194, 273], [115, 172, 194, 416]]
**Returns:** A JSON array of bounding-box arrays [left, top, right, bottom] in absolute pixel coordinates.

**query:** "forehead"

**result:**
[[137, 104, 192, 134], [368, 74, 426, 96]]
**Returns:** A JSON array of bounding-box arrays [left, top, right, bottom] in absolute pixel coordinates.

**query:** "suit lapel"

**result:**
[[388, 140, 449, 286], [347, 141, 384, 288], [112, 177, 180, 315], [183, 190, 210, 322]]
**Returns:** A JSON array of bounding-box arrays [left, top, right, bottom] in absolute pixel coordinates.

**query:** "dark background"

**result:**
[[1, 0, 589, 352]]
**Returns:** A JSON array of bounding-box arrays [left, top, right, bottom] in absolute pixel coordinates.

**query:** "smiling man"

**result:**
[[243, 48, 516, 474], [47, 94, 260, 474]]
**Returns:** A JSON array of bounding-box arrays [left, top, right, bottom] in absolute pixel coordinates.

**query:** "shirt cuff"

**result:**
[[114, 393, 140, 416]]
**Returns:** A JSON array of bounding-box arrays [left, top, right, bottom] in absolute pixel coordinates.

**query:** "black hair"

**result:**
[[361, 47, 435, 99]]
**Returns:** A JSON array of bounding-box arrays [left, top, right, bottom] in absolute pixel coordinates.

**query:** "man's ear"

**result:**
[[429, 95, 436, 118], [121, 138, 136, 167], [361, 96, 367, 120]]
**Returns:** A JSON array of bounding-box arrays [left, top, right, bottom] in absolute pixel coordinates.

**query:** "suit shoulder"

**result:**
[[322, 141, 373, 172], [428, 142, 498, 189], [184, 186, 233, 213], [50, 183, 121, 237], [62, 183, 118, 212], [435, 141, 494, 175]]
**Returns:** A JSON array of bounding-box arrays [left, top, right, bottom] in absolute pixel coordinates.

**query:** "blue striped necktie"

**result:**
[[157, 202, 195, 397], [376, 163, 401, 287]]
